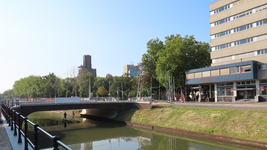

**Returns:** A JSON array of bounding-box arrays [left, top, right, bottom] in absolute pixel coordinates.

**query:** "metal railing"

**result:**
[[1, 102, 72, 150]]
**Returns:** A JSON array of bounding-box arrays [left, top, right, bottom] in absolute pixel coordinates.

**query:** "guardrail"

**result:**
[[1, 102, 72, 150]]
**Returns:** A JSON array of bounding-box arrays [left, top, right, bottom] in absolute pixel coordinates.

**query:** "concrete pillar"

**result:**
[[233, 82, 237, 102], [256, 80, 260, 96], [198, 85, 202, 102], [214, 83, 218, 102], [209, 84, 212, 98]]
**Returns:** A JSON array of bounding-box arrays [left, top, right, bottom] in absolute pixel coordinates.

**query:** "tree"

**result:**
[[156, 34, 211, 89], [77, 72, 94, 97], [97, 86, 108, 97], [141, 38, 165, 96], [2, 89, 14, 100]]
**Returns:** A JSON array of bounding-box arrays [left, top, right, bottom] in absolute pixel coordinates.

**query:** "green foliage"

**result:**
[[156, 34, 211, 88], [141, 34, 211, 93], [2, 89, 14, 100]]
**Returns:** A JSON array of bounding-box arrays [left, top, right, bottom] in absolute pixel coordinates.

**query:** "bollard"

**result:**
[[13, 110, 17, 136], [34, 124, 39, 150], [53, 135, 60, 150], [18, 113, 22, 143], [24, 117, 29, 150]]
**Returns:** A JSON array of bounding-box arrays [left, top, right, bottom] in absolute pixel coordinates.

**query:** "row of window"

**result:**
[[234, 38, 253, 46], [210, 0, 251, 16], [212, 34, 267, 51], [234, 24, 253, 33], [212, 49, 267, 64], [213, 50, 267, 64], [211, 3, 267, 27], [233, 9, 252, 20], [186, 65, 251, 79], [211, 4, 231, 15], [212, 19, 267, 39], [213, 17, 231, 26]]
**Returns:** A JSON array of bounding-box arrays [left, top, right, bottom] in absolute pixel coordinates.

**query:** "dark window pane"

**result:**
[[240, 25, 246, 31], [240, 39, 247, 45]]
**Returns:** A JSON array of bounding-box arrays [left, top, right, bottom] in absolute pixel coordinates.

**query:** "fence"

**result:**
[[1, 102, 72, 150]]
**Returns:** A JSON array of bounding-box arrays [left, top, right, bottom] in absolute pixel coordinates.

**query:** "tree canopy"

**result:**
[[141, 34, 211, 94]]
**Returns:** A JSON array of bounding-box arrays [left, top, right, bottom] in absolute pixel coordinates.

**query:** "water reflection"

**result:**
[[64, 134, 229, 150], [27, 111, 265, 150]]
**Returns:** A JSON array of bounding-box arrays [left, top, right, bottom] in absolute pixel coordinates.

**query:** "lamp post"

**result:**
[[109, 81, 111, 101], [88, 75, 91, 99]]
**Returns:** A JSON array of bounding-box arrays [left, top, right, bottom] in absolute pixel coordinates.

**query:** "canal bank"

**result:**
[[114, 105, 267, 148]]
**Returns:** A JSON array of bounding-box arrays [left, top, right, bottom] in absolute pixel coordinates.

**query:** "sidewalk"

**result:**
[[0, 108, 30, 150], [0, 110, 13, 150], [152, 101, 267, 111]]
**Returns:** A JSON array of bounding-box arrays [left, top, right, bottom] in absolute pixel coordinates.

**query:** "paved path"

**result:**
[[153, 102, 267, 111], [0, 109, 13, 150]]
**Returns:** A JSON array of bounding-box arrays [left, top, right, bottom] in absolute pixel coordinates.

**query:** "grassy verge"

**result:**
[[115, 106, 267, 143]]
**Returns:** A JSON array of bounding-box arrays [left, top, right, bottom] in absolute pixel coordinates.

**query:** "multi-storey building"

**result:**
[[123, 65, 139, 77], [78, 55, 97, 77], [185, 0, 267, 102]]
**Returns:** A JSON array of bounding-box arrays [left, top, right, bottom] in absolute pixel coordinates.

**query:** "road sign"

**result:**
[[260, 86, 264, 91], [231, 88, 233, 92]]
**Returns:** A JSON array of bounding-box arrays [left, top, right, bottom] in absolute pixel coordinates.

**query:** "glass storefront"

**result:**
[[236, 81, 256, 100]]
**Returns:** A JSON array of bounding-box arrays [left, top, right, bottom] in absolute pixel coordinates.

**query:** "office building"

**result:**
[[78, 55, 97, 77], [185, 0, 267, 102], [123, 65, 139, 77]]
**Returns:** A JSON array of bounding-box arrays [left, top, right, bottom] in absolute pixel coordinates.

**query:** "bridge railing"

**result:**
[[1, 102, 72, 150]]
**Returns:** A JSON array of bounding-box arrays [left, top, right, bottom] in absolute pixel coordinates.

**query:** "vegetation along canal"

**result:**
[[26, 111, 265, 150]]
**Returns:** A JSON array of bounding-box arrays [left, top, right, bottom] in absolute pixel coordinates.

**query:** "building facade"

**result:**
[[185, 0, 267, 102], [123, 65, 139, 77], [78, 55, 97, 77]]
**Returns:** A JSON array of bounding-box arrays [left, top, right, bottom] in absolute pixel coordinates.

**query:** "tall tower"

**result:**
[[83, 55, 92, 69], [78, 55, 97, 77]]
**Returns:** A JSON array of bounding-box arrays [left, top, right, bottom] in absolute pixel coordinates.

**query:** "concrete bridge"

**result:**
[[12, 102, 151, 118]]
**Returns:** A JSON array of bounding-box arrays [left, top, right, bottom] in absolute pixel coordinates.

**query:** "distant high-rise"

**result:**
[[123, 65, 138, 77], [78, 55, 97, 77]]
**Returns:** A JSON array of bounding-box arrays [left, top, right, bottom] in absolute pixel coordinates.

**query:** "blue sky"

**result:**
[[0, 0, 212, 93]]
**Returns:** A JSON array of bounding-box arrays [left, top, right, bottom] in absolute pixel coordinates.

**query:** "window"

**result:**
[[226, 82, 233, 86], [220, 68, 228, 75], [260, 80, 267, 84], [202, 71, 210, 77], [257, 49, 267, 55], [241, 65, 251, 72], [230, 67, 236, 74], [194, 72, 201, 78], [236, 66, 240, 73], [259, 64, 267, 70], [187, 73, 194, 79], [226, 88, 233, 96], [213, 17, 231, 26], [211, 4, 231, 15], [211, 70, 219, 76]]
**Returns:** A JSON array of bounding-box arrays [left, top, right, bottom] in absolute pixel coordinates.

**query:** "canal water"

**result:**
[[26, 111, 265, 150]]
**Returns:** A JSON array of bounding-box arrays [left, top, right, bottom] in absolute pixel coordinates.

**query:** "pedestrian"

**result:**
[[64, 112, 67, 118]]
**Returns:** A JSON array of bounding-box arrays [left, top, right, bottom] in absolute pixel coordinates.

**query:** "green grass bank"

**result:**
[[115, 106, 267, 143]]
